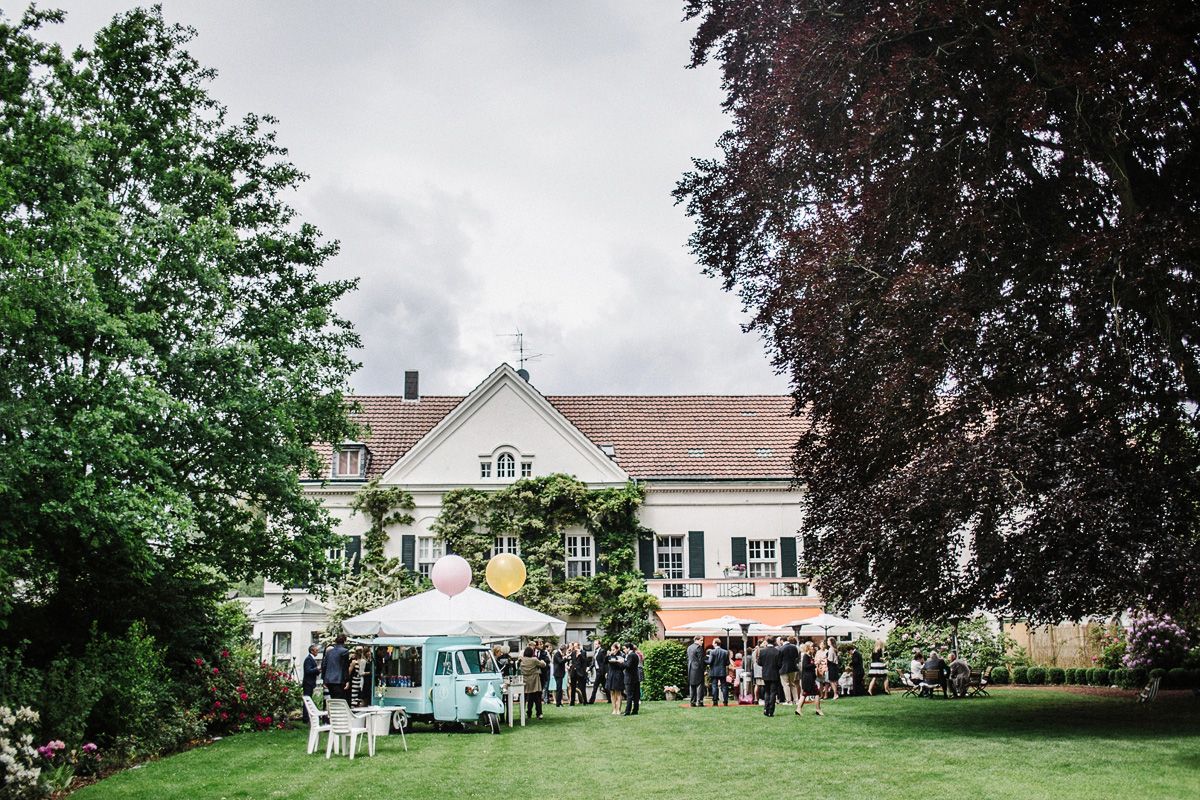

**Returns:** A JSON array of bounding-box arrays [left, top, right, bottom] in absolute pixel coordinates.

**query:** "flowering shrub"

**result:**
[[1123, 611, 1190, 671], [195, 645, 298, 735], [35, 739, 101, 793], [885, 616, 1028, 668], [0, 706, 44, 800], [1087, 621, 1127, 669]]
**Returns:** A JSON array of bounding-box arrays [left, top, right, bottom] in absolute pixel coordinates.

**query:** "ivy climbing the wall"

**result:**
[[433, 474, 660, 644]]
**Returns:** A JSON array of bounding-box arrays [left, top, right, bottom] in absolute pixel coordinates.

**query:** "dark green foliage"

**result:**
[[1166, 667, 1190, 689], [1149, 667, 1167, 681], [885, 617, 1026, 670], [1063, 668, 1076, 684], [990, 666, 1009, 684], [0, 5, 357, 646], [1027, 666, 1046, 685], [435, 475, 658, 643], [349, 480, 415, 567], [640, 640, 688, 701], [1011, 666, 1028, 684], [1047, 667, 1065, 685], [1128, 667, 1148, 688], [1092, 668, 1111, 686], [1110, 668, 1128, 688], [678, 1, 1200, 623], [194, 646, 298, 734]]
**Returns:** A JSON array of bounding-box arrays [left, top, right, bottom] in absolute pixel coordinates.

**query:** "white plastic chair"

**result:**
[[302, 695, 333, 755], [325, 699, 374, 759]]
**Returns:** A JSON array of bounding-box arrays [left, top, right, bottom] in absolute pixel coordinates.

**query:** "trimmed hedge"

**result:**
[[1128, 667, 1148, 688], [1110, 668, 1129, 688], [1027, 666, 1046, 685], [1011, 666, 1028, 684], [1166, 668, 1189, 689], [1149, 667, 1167, 682], [1047, 667, 1065, 685], [640, 640, 688, 701], [990, 666, 1009, 684], [1064, 667, 1077, 684], [1092, 668, 1110, 686]]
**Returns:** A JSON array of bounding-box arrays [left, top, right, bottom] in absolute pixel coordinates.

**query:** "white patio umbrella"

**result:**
[[678, 614, 762, 652], [785, 613, 874, 639]]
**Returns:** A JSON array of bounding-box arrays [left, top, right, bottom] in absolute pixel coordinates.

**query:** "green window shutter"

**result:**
[[345, 536, 362, 575], [638, 537, 655, 579], [730, 537, 747, 569], [688, 531, 705, 578], [401, 534, 416, 571], [780, 536, 797, 578]]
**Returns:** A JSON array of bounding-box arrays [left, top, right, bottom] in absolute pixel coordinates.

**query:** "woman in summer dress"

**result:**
[[868, 641, 890, 695], [796, 641, 824, 716]]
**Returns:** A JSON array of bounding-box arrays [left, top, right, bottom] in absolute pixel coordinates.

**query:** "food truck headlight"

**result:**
[[465, 684, 479, 696]]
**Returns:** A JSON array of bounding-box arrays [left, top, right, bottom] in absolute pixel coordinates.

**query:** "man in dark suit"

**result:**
[[534, 640, 552, 703], [552, 644, 568, 706], [302, 644, 320, 721], [570, 643, 590, 705], [850, 645, 866, 696], [590, 638, 609, 704], [686, 636, 706, 706], [921, 649, 948, 697], [707, 638, 730, 706], [622, 643, 641, 715], [778, 636, 800, 705], [758, 638, 782, 716], [322, 634, 351, 701]]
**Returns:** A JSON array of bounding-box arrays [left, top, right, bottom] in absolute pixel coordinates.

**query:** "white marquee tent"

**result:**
[[341, 587, 566, 639]]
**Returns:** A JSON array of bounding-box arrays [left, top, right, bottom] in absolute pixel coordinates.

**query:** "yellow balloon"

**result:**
[[485, 553, 527, 597]]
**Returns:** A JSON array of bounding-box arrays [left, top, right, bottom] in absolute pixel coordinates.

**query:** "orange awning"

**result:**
[[657, 607, 821, 631]]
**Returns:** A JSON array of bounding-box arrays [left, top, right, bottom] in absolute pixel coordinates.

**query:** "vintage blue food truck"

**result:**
[[356, 636, 506, 734]]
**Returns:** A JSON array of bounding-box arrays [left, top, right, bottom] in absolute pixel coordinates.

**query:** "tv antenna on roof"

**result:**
[[498, 330, 548, 381]]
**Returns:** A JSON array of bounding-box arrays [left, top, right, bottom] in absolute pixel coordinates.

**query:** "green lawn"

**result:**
[[75, 689, 1199, 800]]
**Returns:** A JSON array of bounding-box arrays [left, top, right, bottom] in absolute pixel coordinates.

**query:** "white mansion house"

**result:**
[[252, 364, 823, 672]]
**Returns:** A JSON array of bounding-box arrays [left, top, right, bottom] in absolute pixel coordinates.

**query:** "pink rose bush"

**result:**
[[195, 645, 298, 734]]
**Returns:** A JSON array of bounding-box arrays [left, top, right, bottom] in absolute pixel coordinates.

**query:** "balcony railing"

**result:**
[[717, 581, 756, 598], [662, 582, 703, 598], [770, 581, 808, 597]]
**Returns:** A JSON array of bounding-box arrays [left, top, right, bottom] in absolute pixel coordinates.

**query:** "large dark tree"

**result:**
[[0, 7, 359, 660], [676, 1, 1200, 622]]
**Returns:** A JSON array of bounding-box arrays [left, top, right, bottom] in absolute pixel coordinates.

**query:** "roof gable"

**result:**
[[377, 364, 630, 485]]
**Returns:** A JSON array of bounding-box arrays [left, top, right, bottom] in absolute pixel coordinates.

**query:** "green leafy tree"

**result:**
[[677, 1, 1200, 622], [0, 6, 358, 666]]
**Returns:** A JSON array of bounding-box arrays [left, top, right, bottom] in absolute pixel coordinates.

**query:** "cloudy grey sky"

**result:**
[[44, 1, 790, 397]]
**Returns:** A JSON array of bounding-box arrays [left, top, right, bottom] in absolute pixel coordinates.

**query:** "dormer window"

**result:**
[[497, 452, 516, 479], [333, 445, 366, 478]]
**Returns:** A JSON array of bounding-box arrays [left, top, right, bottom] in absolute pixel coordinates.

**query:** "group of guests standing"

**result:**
[[507, 639, 644, 720], [686, 635, 828, 716]]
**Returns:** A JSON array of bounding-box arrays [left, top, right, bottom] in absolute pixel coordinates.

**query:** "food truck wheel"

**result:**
[[391, 711, 408, 733], [483, 711, 500, 735]]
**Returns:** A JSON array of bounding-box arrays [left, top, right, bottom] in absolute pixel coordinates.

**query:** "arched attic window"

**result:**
[[496, 452, 516, 479]]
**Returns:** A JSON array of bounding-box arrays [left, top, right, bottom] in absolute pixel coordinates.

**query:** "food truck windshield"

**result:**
[[455, 649, 499, 674]]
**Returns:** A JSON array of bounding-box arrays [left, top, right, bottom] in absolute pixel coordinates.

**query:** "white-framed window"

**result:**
[[656, 535, 684, 579], [334, 448, 363, 478], [566, 534, 594, 578], [521, 461, 532, 477], [497, 452, 516, 478], [417, 536, 444, 577], [480, 461, 492, 478], [492, 535, 520, 557], [748, 539, 777, 578], [272, 631, 292, 656]]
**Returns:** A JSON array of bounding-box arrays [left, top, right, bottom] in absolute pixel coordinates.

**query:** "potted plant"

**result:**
[[663, 685, 680, 701], [723, 564, 747, 578]]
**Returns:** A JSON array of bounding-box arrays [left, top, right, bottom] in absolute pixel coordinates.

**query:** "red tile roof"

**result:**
[[546, 395, 805, 479], [315, 394, 806, 481]]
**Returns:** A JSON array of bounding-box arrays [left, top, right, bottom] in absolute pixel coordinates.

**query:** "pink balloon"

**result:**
[[430, 554, 472, 598]]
